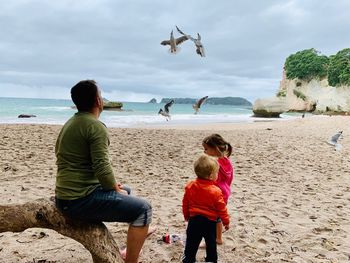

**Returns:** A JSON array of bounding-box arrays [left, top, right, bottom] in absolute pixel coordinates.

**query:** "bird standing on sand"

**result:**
[[327, 131, 343, 151], [176, 26, 205, 57], [158, 100, 174, 121], [193, 96, 208, 114], [160, 30, 188, 54]]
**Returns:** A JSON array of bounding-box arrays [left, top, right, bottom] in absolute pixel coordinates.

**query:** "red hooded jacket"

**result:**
[[182, 178, 230, 226]]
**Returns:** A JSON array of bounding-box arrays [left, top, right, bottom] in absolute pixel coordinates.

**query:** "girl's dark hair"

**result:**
[[71, 80, 98, 111], [202, 133, 232, 157]]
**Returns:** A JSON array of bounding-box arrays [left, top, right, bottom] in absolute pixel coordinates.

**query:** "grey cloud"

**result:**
[[0, 0, 349, 102]]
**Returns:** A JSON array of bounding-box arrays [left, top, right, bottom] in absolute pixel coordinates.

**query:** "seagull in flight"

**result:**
[[327, 130, 343, 151], [176, 26, 205, 57], [158, 99, 174, 121], [161, 30, 188, 54], [193, 96, 208, 114]]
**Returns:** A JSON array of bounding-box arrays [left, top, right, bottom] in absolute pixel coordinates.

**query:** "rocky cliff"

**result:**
[[253, 70, 350, 117], [277, 70, 350, 114], [254, 48, 350, 117]]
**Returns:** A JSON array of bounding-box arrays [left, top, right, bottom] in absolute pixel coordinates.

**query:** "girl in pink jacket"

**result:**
[[202, 134, 234, 244]]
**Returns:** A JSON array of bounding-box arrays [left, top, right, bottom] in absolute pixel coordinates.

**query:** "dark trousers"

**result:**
[[183, 215, 217, 263]]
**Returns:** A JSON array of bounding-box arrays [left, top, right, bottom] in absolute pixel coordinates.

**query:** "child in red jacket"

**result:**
[[182, 155, 230, 263]]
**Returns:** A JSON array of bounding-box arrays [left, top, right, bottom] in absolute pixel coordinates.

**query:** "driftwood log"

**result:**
[[0, 198, 123, 263]]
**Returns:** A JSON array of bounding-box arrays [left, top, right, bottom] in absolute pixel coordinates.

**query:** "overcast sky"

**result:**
[[0, 0, 349, 103]]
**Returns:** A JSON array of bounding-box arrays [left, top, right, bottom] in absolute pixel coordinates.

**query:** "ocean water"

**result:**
[[0, 97, 298, 127]]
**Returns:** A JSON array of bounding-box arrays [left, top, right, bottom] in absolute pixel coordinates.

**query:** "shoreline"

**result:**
[[0, 116, 349, 262], [0, 113, 336, 130]]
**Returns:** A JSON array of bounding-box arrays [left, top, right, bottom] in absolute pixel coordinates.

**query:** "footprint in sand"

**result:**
[[257, 238, 268, 245], [321, 238, 338, 251], [312, 227, 332, 234], [221, 235, 236, 248]]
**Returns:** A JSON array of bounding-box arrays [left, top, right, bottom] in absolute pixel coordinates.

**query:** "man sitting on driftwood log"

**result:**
[[55, 80, 152, 263]]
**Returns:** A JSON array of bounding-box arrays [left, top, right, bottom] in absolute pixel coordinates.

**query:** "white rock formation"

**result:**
[[254, 69, 350, 116], [278, 70, 350, 113]]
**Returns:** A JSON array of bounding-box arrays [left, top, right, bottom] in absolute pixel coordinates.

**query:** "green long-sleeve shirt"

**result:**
[[55, 112, 116, 200]]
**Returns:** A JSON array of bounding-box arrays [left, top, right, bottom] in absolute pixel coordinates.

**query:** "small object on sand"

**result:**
[[162, 233, 184, 244], [327, 131, 343, 151], [158, 100, 174, 121], [193, 96, 208, 114], [161, 30, 188, 54], [176, 26, 205, 57]]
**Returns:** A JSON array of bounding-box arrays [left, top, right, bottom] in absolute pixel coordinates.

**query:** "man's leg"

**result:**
[[57, 187, 153, 262], [125, 224, 149, 263], [62, 187, 152, 223]]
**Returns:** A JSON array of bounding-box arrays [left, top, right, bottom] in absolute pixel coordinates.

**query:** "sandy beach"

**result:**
[[0, 116, 349, 263]]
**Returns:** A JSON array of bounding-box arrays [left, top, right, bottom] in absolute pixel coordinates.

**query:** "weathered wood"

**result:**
[[0, 198, 124, 263]]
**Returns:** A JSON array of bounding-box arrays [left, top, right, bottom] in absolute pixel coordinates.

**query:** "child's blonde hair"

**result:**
[[194, 155, 219, 179], [202, 134, 232, 157]]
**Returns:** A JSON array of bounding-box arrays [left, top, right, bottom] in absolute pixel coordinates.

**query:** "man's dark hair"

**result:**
[[71, 80, 98, 111]]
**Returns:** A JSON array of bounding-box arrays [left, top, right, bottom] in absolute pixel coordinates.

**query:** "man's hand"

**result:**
[[224, 224, 230, 231], [115, 183, 128, 195]]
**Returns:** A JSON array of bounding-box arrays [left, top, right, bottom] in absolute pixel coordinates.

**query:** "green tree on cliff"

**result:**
[[328, 48, 350, 87], [284, 48, 329, 81]]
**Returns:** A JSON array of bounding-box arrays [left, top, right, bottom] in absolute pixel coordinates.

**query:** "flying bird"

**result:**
[[158, 99, 174, 121], [160, 30, 188, 54], [193, 96, 208, 114], [176, 26, 205, 57], [327, 130, 343, 151]]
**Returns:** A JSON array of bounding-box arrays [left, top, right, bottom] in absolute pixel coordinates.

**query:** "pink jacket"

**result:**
[[216, 157, 234, 203]]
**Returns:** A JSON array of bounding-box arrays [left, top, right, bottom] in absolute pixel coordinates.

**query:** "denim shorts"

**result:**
[[55, 186, 152, 226]]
